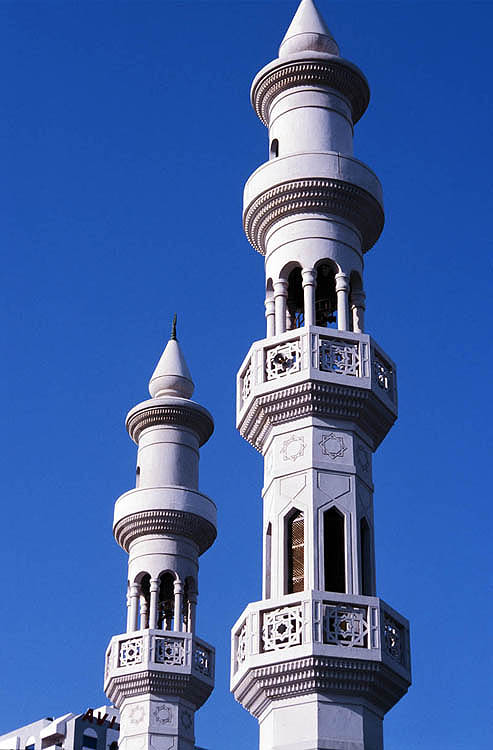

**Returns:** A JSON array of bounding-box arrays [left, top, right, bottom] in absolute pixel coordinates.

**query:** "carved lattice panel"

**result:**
[[154, 636, 186, 666], [118, 637, 143, 667], [261, 604, 304, 651], [372, 352, 394, 398], [265, 340, 302, 380], [193, 644, 212, 677], [324, 604, 369, 647], [319, 339, 360, 376], [241, 363, 252, 402], [382, 613, 403, 663], [236, 623, 247, 667]]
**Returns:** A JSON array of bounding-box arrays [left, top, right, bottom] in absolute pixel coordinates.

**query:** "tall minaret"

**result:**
[[105, 319, 216, 750], [231, 3, 411, 750]]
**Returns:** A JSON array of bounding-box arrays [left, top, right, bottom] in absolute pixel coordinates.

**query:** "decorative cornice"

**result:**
[[252, 59, 369, 127], [239, 380, 395, 451], [126, 404, 213, 446], [105, 671, 212, 710], [243, 177, 384, 255], [114, 509, 217, 554], [233, 655, 409, 718]]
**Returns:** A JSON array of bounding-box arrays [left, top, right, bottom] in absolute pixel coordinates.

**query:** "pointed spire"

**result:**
[[148, 315, 195, 399], [279, 0, 340, 58]]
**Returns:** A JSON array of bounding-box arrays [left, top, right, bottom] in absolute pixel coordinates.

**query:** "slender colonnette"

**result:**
[[231, 3, 411, 749]]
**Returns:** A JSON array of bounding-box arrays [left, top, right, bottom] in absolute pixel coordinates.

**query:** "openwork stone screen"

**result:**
[[233, 595, 409, 675], [319, 339, 360, 376], [324, 604, 369, 648], [262, 604, 304, 651], [266, 340, 302, 380], [118, 637, 143, 667], [155, 636, 186, 666], [193, 644, 213, 678]]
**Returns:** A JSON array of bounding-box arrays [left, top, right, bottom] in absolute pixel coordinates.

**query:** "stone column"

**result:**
[[140, 594, 149, 630], [302, 268, 316, 326], [265, 297, 275, 337], [173, 580, 184, 632], [128, 583, 140, 632], [335, 272, 350, 331], [351, 290, 366, 333], [274, 279, 288, 335], [149, 578, 159, 629]]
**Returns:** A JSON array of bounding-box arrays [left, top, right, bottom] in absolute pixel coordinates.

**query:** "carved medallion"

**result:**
[[127, 703, 145, 726], [320, 433, 347, 460], [152, 704, 172, 725], [281, 435, 305, 462]]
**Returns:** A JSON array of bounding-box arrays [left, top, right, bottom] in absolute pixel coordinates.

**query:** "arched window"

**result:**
[[315, 263, 337, 327], [265, 523, 272, 599], [270, 138, 279, 159], [183, 576, 196, 632], [287, 267, 304, 329], [360, 518, 372, 595], [136, 465, 141, 487], [158, 572, 175, 631], [324, 507, 346, 593], [139, 573, 150, 629], [82, 730, 98, 750], [286, 510, 304, 594]]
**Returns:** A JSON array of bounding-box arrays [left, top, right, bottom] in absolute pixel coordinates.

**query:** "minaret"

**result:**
[[105, 318, 216, 750], [231, 2, 411, 750]]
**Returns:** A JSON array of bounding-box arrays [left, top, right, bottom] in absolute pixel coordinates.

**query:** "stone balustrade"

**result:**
[[231, 591, 410, 687], [104, 630, 214, 690], [237, 326, 397, 419]]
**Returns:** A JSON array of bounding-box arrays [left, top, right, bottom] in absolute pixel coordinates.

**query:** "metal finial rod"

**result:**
[[171, 313, 177, 340]]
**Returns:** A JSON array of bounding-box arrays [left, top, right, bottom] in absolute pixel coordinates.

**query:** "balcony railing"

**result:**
[[232, 592, 410, 680], [238, 326, 396, 414], [105, 630, 214, 686]]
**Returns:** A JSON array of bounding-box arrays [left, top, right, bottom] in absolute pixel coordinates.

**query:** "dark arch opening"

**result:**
[[360, 518, 372, 595], [158, 572, 175, 631], [286, 510, 304, 594], [270, 138, 279, 159], [324, 507, 346, 593], [315, 263, 337, 327], [287, 267, 304, 329], [265, 523, 272, 598]]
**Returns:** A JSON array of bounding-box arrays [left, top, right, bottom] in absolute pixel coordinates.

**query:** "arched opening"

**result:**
[[82, 730, 98, 750], [270, 138, 279, 159], [360, 517, 372, 595], [287, 267, 304, 329], [324, 507, 346, 593], [157, 572, 175, 631], [136, 465, 141, 487], [183, 576, 196, 632], [139, 573, 150, 629], [286, 510, 304, 594], [265, 523, 272, 599], [350, 270, 364, 333], [315, 263, 337, 327]]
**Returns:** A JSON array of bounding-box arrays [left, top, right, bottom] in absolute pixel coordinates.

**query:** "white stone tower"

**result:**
[[105, 319, 216, 750], [231, 2, 411, 749]]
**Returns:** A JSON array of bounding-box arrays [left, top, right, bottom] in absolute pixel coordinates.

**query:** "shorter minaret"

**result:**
[[105, 318, 216, 750]]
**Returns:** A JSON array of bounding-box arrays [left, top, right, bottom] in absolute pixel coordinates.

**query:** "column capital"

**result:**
[[301, 268, 316, 286], [174, 579, 184, 594], [335, 272, 350, 292], [273, 279, 288, 294]]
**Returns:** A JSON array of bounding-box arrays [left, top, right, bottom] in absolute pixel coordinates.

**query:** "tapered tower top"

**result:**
[[279, 0, 340, 58], [149, 315, 194, 399]]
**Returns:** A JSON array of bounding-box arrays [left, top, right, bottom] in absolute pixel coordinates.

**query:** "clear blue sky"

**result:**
[[0, 1, 492, 748]]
